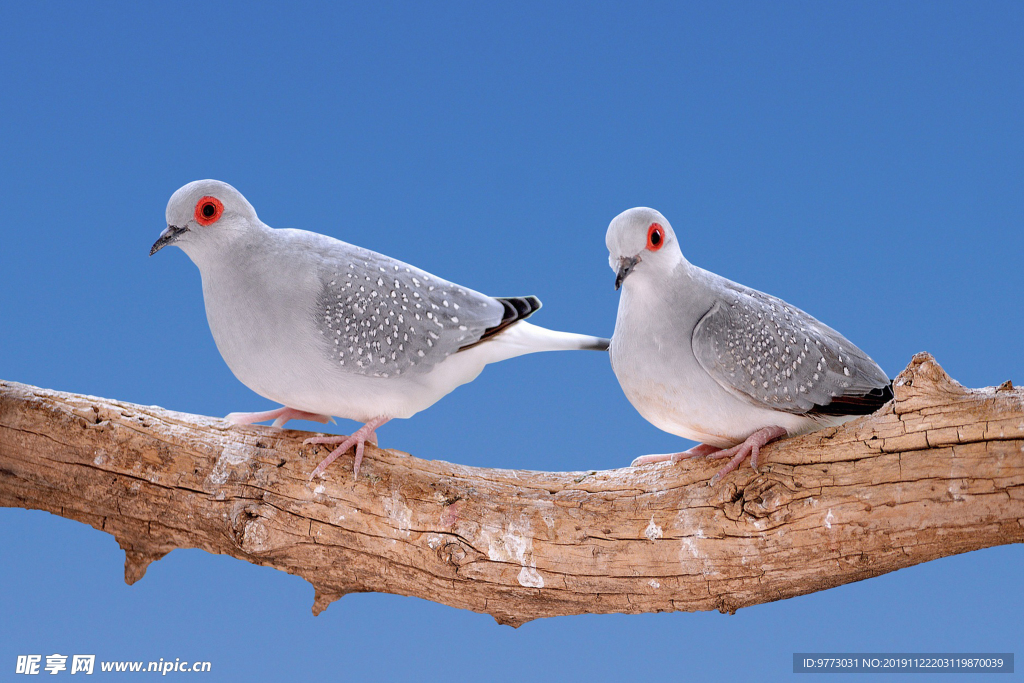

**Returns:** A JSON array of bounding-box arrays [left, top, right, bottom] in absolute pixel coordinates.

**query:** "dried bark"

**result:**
[[0, 353, 1021, 626]]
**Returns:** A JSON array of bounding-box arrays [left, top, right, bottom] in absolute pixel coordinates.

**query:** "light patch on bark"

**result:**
[[482, 518, 544, 589], [645, 516, 663, 541], [206, 442, 252, 486], [383, 489, 412, 537]]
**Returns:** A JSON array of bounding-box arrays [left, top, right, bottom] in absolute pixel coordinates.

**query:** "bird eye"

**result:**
[[647, 223, 664, 251], [194, 196, 224, 226]]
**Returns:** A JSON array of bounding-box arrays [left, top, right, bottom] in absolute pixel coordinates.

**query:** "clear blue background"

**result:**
[[2, 2, 1021, 681]]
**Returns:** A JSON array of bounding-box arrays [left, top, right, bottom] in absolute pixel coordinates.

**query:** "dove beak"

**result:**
[[149, 225, 189, 256], [614, 255, 641, 290]]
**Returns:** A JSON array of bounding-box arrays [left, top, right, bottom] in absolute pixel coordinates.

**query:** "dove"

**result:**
[[606, 207, 891, 484], [150, 179, 609, 478]]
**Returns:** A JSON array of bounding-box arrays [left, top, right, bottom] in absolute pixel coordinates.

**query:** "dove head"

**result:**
[[605, 207, 684, 290], [150, 179, 260, 262]]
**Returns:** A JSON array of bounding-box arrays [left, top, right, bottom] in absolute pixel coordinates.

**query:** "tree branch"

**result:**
[[1, 353, 1021, 626]]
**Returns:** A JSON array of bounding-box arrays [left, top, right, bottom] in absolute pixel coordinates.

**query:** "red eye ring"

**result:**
[[647, 222, 665, 251], [194, 196, 224, 226]]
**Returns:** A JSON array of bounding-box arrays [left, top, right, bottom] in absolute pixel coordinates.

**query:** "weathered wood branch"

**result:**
[[1, 353, 1021, 625]]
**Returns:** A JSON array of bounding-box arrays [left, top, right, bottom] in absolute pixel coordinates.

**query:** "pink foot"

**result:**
[[629, 426, 787, 485], [225, 406, 332, 429], [306, 417, 391, 479], [630, 443, 720, 466], [704, 426, 788, 485]]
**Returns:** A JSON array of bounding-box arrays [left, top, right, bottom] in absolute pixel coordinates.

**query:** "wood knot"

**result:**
[[741, 479, 791, 519], [717, 475, 795, 522], [717, 482, 745, 521], [230, 503, 273, 555], [438, 539, 468, 568], [426, 533, 470, 570]]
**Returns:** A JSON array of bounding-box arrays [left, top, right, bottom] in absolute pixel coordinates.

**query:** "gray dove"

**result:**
[[606, 207, 891, 484], [151, 179, 609, 478]]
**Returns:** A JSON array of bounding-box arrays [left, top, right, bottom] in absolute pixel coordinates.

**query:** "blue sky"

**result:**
[[1, 2, 1021, 680]]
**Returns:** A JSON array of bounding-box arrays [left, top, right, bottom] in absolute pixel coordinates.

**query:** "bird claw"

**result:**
[[630, 443, 722, 467], [706, 426, 786, 483], [307, 434, 361, 480], [635, 427, 786, 484], [305, 417, 390, 480], [630, 453, 673, 467], [672, 443, 721, 461]]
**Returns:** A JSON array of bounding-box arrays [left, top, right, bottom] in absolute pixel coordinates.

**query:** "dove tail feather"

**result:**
[[807, 381, 894, 417], [465, 321, 610, 365], [483, 297, 609, 350], [456, 293, 607, 362], [485, 296, 542, 343], [459, 296, 542, 350]]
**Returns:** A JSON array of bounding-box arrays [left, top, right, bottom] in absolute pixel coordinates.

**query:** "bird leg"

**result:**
[[225, 406, 332, 429], [630, 426, 788, 485], [702, 425, 788, 484], [305, 416, 391, 480]]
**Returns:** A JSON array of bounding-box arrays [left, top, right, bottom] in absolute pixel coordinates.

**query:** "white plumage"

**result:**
[[606, 207, 891, 483], [151, 179, 608, 477]]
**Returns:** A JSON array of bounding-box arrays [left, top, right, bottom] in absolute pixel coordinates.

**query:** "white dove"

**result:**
[[606, 207, 891, 484], [150, 180, 609, 478]]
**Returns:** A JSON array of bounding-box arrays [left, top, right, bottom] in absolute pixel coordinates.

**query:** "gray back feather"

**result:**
[[692, 282, 889, 415], [313, 244, 504, 377]]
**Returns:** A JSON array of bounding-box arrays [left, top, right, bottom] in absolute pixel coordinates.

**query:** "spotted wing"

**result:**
[[691, 286, 891, 416], [313, 243, 508, 378]]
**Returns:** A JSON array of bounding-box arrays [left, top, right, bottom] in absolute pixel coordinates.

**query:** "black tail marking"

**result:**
[[459, 296, 542, 351], [808, 381, 894, 417]]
